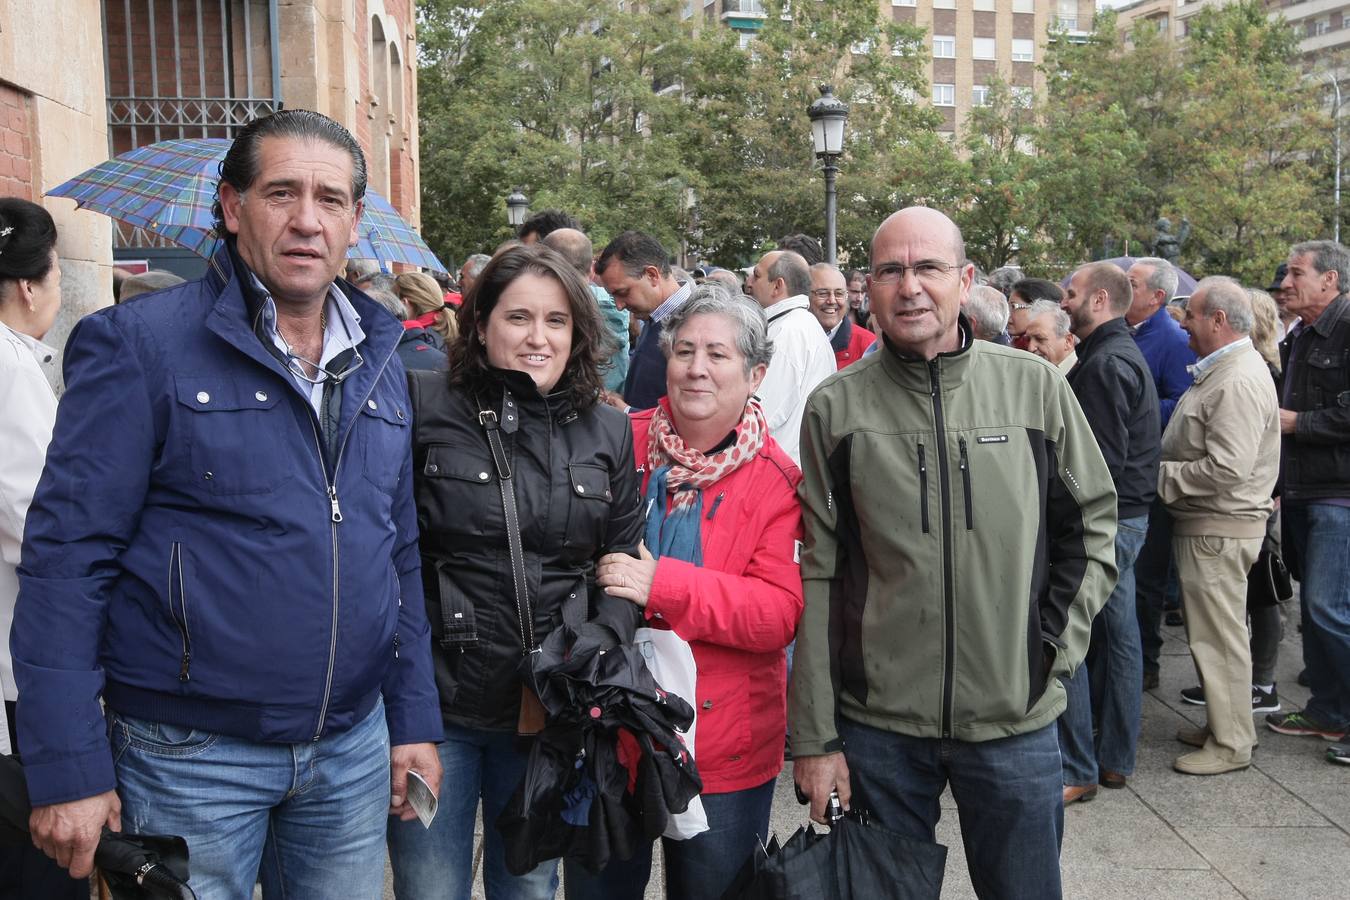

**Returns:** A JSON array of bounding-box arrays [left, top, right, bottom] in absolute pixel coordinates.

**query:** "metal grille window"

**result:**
[[102, 0, 281, 248]]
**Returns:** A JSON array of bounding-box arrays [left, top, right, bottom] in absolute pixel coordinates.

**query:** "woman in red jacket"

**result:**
[[563, 283, 804, 900]]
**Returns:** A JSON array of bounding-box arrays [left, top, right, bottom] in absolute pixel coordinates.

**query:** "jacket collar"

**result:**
[[1309, 294, 1350, 337], [828, 315, 852, 353], [877, 315, 977, 392], [1076, 316, 1130, 360], [201, 241, 403, 411]]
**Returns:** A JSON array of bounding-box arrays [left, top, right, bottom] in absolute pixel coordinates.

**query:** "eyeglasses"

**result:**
[[284, 347, 366, 386], [870, 261, 957, 284], [810, 288, 848, 301]]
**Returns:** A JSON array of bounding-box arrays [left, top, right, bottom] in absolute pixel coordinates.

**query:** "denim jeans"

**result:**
[[1285, 502, 1350, 730], [562, 778, 775, 900], [386, 722, 558, 900], [110, 699, 390, 900], [1060, 514, 1148, 785], [839, 718, 1063, 900], [1135, 499, 1175, 675]]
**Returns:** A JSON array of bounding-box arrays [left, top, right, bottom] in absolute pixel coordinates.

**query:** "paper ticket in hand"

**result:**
[[406, 769, 438, 829]]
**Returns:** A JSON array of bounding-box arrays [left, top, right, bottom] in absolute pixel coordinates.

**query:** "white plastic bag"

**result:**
[[634, 626, 708, 840]]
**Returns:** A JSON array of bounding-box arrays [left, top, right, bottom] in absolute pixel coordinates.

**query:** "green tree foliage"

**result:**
[[416, 0, 703, 260]]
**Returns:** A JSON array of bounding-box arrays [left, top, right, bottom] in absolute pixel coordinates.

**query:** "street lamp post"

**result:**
[[505, 187, 530, 231], [807, 84, 849, 265], [1326, 73, 1342, 244]]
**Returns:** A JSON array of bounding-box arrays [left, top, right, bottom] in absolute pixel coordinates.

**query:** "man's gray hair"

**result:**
[[462, 253, 491, 279], [768, 251, 812, 298], [1131, 256, 1178, 303], [965, 285, 1010, 340], [365, 287, 406, 321], [1025, 299, 1071, 338], [1290, 240, 1350, 293], [1194, 276, 1254, 335], [659, 283, 774, 375], [356, 272, 397, 295], [986, 266, 1021, 298]]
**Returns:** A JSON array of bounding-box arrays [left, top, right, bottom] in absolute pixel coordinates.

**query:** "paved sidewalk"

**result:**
[[398, 607, 1349, 898]]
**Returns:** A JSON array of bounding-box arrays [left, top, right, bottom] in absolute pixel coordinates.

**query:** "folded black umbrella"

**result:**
[[722, 802, 947, 900], [0, 754, 197, 899], [498, 589, 702, 876]]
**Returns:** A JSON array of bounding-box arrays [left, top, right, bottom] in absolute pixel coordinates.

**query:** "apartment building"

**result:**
[[1117, 0, 1350, 63], [686, 0, 1095, 137]]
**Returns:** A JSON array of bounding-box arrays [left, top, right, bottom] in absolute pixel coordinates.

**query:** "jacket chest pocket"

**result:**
[[1306, 348, 1350, 408], [359, 397, 411, 491], [173, 377, 294, 495], [562, 463, 613, 552], [419, 444, 498, 538]]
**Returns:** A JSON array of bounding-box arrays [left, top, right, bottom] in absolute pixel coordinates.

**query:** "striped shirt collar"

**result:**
[[650, 280, 691, 324], [1187, 336, 1249, 380]]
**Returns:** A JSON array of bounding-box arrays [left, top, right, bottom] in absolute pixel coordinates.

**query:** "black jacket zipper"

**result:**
[[958, 437, 974, 531], [917, 443, 930, 534], [928, 359, 956, 739]]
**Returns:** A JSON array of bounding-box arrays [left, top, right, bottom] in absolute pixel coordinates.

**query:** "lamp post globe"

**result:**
[[807, 85, 848, 264], [505, 187, 530, 229]]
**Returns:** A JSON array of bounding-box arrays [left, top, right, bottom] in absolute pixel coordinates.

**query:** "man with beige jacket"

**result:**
[[1161, 276, 1280, 775]]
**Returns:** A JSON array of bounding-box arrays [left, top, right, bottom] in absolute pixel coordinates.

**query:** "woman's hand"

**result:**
[[597, 543, 657, 608]]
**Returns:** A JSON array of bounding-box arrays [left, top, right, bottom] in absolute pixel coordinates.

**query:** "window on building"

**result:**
[[738, 31, 753, 50], [972, 84, 990, 107], [933, 0, 955, 8], [932, 83, 956, 106], [852, 38, 873, 55], [973, 36, 996, 59], [1013, 0, 1033, 12], [933, 35, 956, 58], [974, 0, 995, 9], [1011, 85, 1033, 107], [893, 0, 917, 6], [1011, 38, 1034, 62]]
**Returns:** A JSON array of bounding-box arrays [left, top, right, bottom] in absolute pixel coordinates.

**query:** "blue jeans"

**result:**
[[1285, 502, 1350, 729], [110, 699, 390, 900], [562, 778, 775, 900], [387, 722, 557, 900], [839, 718, 1063, 900], [1060, 514, 1148, 785]]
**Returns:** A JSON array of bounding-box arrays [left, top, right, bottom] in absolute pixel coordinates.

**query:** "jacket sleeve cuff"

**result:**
[[788, 736, 845, 757], [383, 701, 445, 747], [22, 746, 117, 808]]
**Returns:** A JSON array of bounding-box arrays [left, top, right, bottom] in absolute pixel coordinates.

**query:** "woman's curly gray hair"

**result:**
[[658, 283, 774, 376]]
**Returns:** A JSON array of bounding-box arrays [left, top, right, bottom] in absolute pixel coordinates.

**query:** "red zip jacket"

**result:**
[[631, 403, 804, 794]]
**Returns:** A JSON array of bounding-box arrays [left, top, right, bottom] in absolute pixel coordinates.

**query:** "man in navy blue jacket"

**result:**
[[1126, 257, 1198, 688], [12, 111, 442, 896], [596, 231, 690, 411]]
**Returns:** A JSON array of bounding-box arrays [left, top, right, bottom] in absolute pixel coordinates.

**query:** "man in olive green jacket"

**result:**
[[790, 208, 1118, 899]]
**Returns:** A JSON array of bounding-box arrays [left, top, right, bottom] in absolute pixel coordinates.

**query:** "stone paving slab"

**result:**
[[402, 606, 1350, 899]]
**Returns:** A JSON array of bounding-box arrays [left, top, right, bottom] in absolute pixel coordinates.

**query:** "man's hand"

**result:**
[[1279, 408, 1298, 434], [389, 742, 441, 821], [793, 751, 851, 825], [29, 790, 121, 879]]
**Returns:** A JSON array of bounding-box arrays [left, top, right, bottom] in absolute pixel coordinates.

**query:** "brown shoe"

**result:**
[[1099, 771, 1127, 789], [1177, 726, 1210, 748], [1063, 784, 1098, 805]]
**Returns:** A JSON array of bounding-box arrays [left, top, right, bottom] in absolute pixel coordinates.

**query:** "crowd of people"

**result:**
[[1, 107, 1348, 900]]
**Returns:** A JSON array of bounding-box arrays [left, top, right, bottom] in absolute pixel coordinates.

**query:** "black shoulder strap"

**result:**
[[478, 391, 534, 654]]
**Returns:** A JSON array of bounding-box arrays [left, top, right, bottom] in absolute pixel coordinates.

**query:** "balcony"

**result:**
[[722, 0, 766, 20]]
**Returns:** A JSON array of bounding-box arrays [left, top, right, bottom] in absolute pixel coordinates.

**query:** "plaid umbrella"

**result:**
[[47, 137, 447, 274]]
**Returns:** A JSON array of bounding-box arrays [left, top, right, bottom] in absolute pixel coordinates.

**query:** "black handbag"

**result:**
[[1247, 548, 1293, 610]]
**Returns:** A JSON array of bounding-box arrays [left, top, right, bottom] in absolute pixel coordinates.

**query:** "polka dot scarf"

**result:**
[[645, 399, 768, 513]]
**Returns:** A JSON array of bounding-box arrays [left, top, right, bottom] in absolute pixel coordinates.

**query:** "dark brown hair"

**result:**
[[0, 198, 57, 284], [449, 244, 610, 410]]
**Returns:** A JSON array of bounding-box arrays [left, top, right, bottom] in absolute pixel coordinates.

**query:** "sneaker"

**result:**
[[1180, 685, 1205, 706], [1266, 711, 1348, 741], [1251, 684, 1280, 714], [1328, 742, 1350, 765]]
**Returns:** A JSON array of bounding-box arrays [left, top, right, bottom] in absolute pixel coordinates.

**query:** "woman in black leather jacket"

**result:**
[[388, 245, 643, 900]]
